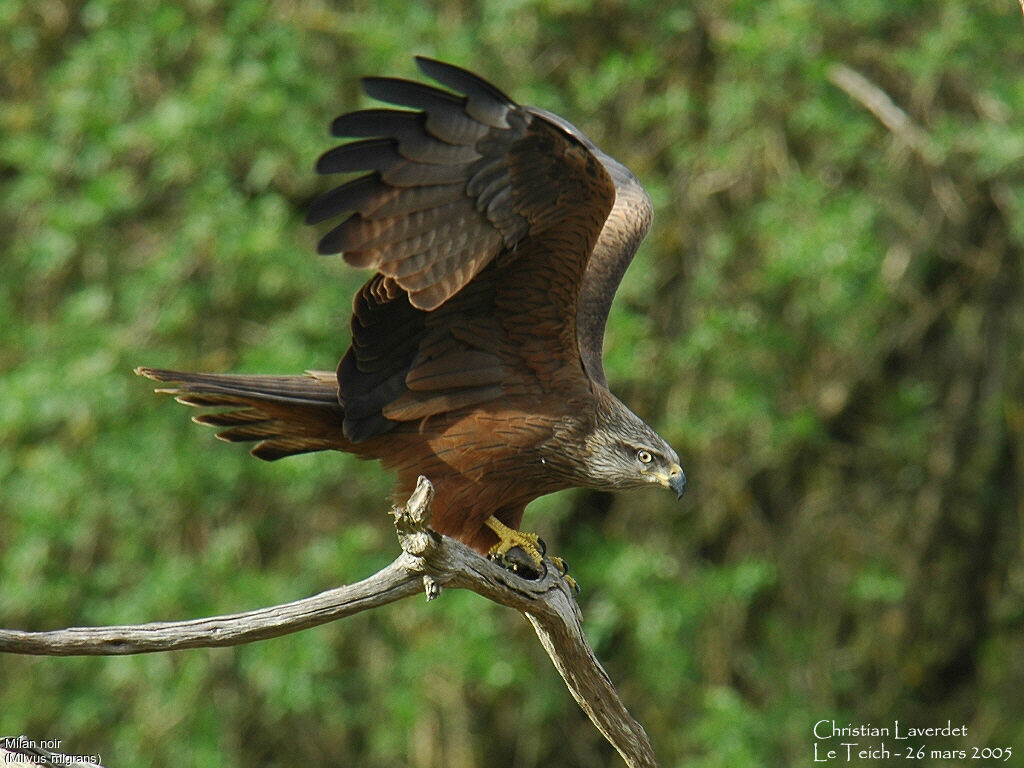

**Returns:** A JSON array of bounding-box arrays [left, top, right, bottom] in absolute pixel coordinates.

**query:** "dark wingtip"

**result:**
[[413, 55, 515, 106], [413, 55, 450, 79]]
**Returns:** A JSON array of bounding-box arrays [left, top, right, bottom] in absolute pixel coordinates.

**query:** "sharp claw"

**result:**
[[563, 573, 580, 595], [488, 548, 581, 592], [490, 546, 543, 580], [484, 518, 576, 586], [548, 556, 579, 593]]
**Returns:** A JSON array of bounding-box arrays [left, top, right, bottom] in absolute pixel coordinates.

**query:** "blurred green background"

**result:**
[[2, 0, 1022, 765]]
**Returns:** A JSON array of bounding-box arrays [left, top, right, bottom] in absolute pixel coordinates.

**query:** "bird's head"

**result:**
[[580, 396, 686, 499]]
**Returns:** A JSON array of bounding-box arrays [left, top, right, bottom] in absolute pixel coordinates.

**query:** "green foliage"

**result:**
[[2, 0, 1022, 766]]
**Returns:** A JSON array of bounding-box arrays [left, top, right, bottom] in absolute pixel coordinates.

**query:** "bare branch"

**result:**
[[828, 62, 967, 222], [827, 63, 935, 162], [0, 476, 659, 767], [0, 556, 426, 655]]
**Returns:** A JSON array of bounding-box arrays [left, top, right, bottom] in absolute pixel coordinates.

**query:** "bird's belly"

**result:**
[[380, 405, 572, 552]]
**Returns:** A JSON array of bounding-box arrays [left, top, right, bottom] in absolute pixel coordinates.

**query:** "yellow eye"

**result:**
[[636, 449, 653, 464]]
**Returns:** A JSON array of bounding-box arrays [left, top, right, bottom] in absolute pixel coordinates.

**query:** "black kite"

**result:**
[[138, 57, 685, 577]]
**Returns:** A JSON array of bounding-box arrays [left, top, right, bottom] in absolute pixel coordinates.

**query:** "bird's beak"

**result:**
[[662, 464, 687, 500]]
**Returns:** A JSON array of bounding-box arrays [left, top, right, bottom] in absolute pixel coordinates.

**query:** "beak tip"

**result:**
[[669, 468, 687, 500]]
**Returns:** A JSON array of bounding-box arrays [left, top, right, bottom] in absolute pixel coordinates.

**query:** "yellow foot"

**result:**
[[484, 517, 579, 592], [485, 516, 545, 578]]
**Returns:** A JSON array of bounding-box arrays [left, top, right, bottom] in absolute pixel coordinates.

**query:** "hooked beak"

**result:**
[[662, 464, 687, 500]]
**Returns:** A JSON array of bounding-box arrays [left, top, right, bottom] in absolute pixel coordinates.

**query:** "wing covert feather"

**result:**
[[310, 58, 644, 444], [308, 56, 617, 313]]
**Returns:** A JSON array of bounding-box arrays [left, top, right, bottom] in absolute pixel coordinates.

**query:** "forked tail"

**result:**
[[136, 367, 349, 460]]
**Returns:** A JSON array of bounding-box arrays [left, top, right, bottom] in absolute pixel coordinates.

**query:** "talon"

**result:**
[[483, 517, 577, 590], [549, 556, 580, 593], [495, 546, 543, 580], [485, 516, 544, 570], [563, 573, 580, 595]]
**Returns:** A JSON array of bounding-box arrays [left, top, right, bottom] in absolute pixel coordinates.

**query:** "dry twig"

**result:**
[[0, 477, 658, 768], [828, 62, 967, 222], [827, 63, 934, 161]]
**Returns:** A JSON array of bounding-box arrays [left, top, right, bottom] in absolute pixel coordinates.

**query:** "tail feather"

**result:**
[[136, 367, 350, 461]]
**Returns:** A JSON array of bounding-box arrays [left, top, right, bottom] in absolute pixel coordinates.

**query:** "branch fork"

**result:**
[[1, 476, 658, 767]]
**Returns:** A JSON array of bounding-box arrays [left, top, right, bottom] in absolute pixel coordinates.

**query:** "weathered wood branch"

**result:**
[[0, 477, 659, 768], [827, 63, 935, 162], [828, 62, 968, 223]]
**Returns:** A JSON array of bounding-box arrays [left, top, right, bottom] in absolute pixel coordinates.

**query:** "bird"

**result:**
[[137, 56, 685, 580]]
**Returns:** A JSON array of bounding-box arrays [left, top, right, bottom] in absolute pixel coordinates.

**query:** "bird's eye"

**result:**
[[636, 449, 653, 464]]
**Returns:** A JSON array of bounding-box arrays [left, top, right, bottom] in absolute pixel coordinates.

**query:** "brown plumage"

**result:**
[[138, 57, 685, 560]]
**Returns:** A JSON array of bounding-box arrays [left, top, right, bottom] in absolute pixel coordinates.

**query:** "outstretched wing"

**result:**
[[141, 61, 656, 468], [575, 154, 653, 387], [309, 58, 653, 443], [307, 56, 617, 313], [524, 107, 655, 387]]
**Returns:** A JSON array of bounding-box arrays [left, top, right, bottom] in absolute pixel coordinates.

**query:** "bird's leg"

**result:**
[[483, 516, 579, 592]]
